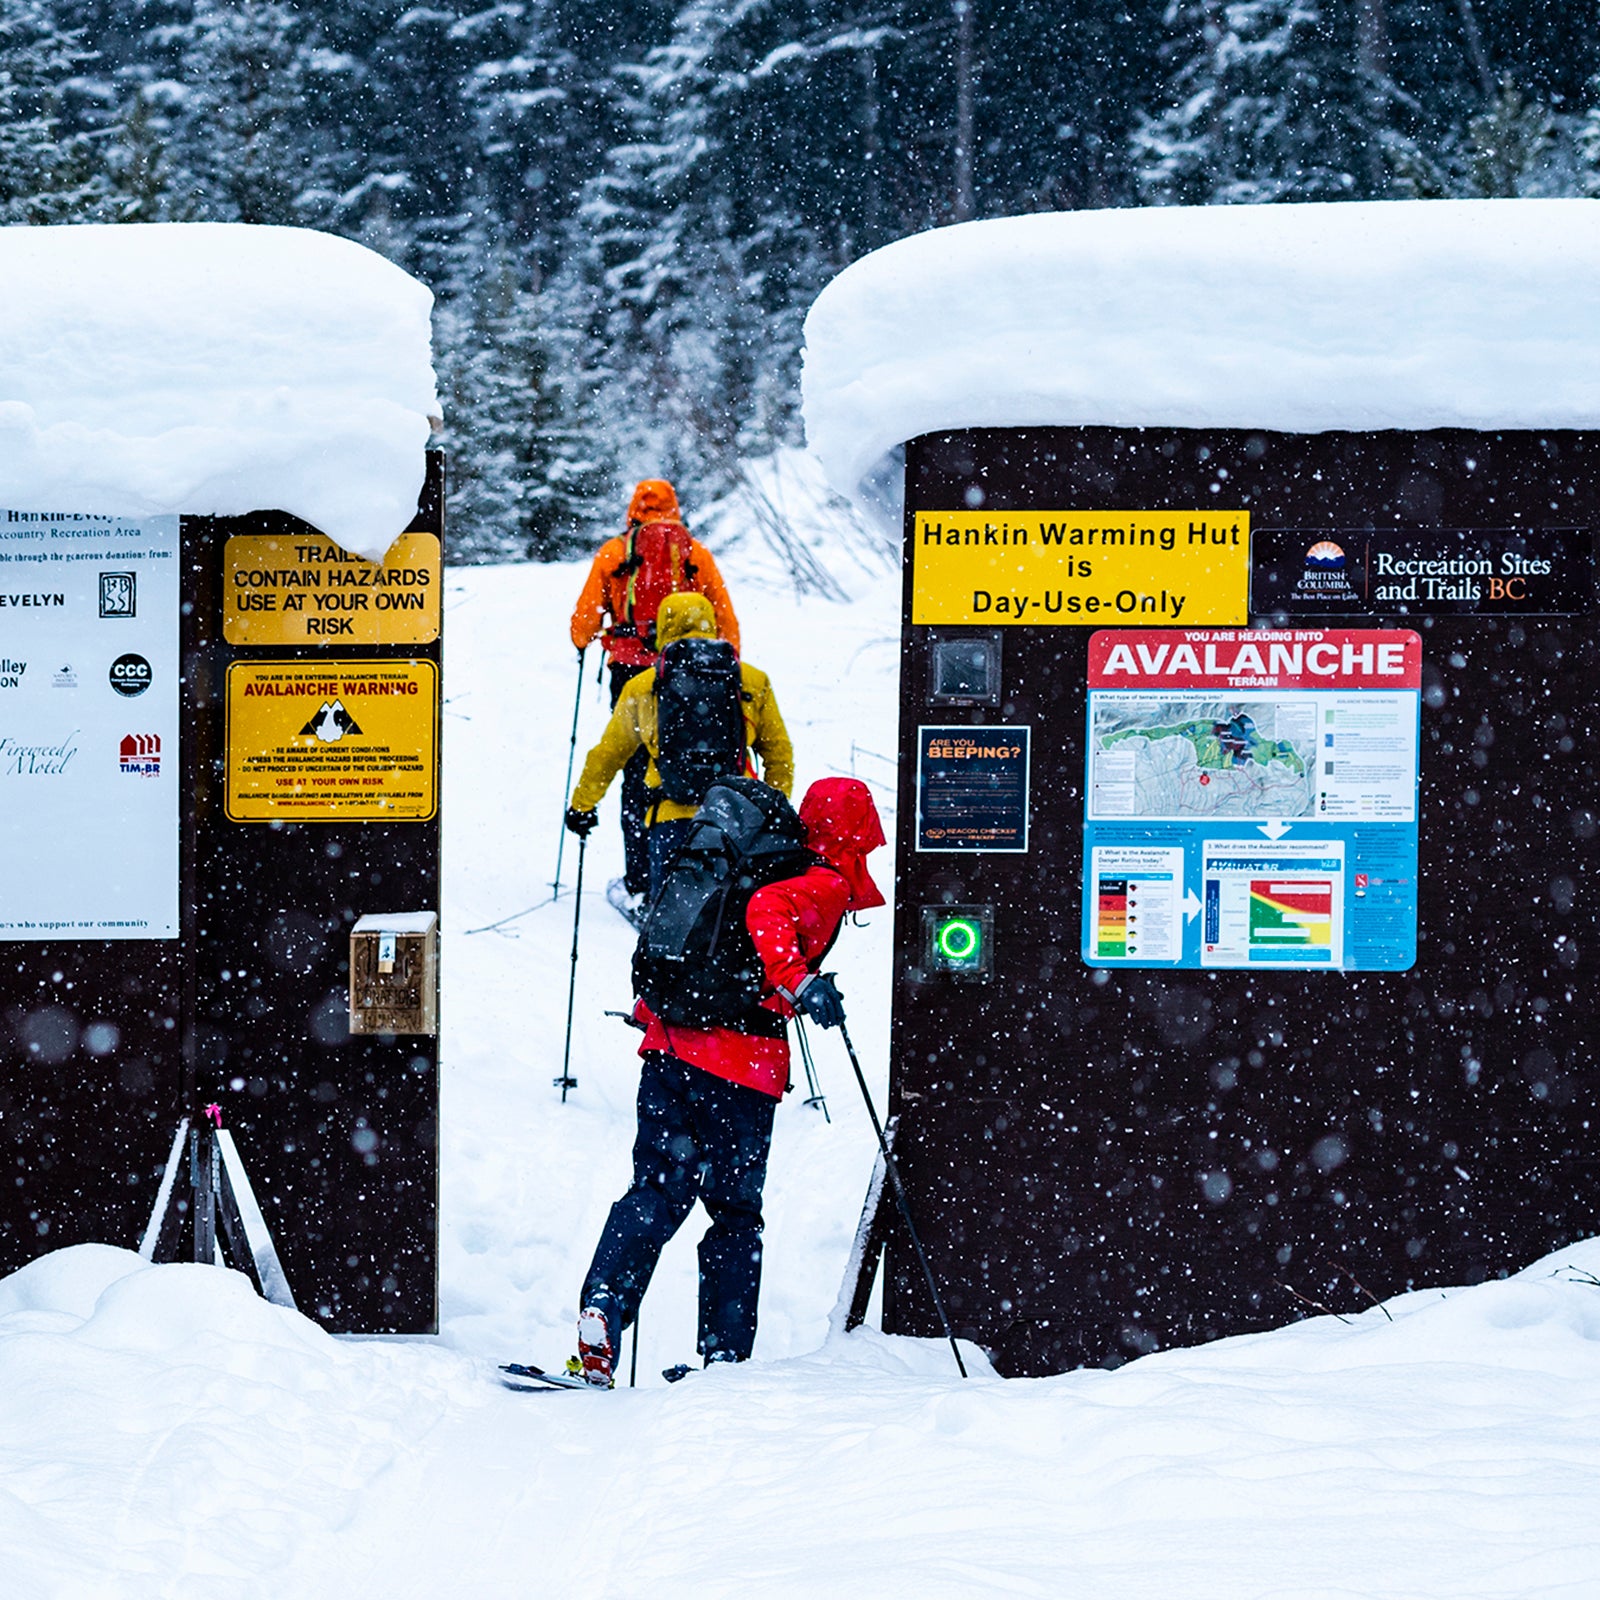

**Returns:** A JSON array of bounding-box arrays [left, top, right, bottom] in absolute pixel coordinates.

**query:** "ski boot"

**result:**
[[569, 1305, 616, 1389]]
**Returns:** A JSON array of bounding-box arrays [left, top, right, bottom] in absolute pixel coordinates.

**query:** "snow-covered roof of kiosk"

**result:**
[[0, 223, 439, 563], [801, 198, 1600, 516]]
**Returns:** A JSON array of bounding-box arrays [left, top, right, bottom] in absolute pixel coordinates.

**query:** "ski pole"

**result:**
[[837, 1017, 966, 1378], [554, 834, 586, 1101], [793, 1017, 830, 1122], [552, 647, 587, 896]]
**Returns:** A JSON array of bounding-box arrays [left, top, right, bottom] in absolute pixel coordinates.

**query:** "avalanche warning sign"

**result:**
[[225, 659, 438, 821], [1080, 627, 1421, 970]]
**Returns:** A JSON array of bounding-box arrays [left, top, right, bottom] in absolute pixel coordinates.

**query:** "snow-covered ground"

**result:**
[[5, 471, 1600, 1597]]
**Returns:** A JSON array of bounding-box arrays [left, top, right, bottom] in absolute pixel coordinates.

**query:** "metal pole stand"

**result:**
[[139, 1105, 296, 1309]]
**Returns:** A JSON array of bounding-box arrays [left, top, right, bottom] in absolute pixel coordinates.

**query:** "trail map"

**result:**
[[1089, 697, 1316, 820]]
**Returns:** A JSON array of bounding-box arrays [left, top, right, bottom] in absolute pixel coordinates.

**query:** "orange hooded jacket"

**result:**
[[569, 480, 740, 665]]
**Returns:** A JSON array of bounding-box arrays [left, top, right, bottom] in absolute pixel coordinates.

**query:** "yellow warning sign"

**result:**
[[911, 510, 1249, 627], [225, 659, 438, 822], [223, 532, 441, 646]]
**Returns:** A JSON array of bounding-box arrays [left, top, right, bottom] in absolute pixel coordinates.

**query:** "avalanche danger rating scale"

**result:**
[[225, 657, 439, 821], [1081, 627, 1422, 971]]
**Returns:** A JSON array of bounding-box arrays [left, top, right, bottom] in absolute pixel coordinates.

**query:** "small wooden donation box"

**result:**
[[349, 912, 439, 1036]]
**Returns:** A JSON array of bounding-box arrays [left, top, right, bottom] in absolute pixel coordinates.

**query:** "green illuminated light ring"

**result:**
[[936, 917, 981, 962]]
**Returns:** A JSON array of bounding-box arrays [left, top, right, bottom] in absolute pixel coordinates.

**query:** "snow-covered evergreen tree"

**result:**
[[163, 0, 312, 224], [436, 228, 611, 563], [1459, 81, 1568, 197], [1132, 0, 1416, 204], [0, 0, 109, 222]]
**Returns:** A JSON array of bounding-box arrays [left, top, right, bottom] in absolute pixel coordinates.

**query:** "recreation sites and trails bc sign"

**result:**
[[0, 511, 179, 940], [1081, 628, 1421, 971], [1251, 526, 1597, 616]]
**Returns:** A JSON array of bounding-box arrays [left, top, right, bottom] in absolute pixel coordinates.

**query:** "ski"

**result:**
[[499, 1361, 604, 1392]]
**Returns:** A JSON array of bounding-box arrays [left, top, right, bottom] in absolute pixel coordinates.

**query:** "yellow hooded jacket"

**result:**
[[570, 592, 794, 825]]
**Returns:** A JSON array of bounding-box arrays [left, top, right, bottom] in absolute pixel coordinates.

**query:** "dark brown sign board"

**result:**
[[1, 453, 443, 1333], [874, 427, 1599, 1375]]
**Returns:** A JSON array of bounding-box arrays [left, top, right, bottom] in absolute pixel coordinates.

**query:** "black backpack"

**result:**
[[633, 778, 820, 1036], [653, 637, 745, 806]]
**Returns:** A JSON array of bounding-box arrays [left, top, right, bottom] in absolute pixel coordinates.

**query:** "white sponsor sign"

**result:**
[[0, 512, 180, 939]]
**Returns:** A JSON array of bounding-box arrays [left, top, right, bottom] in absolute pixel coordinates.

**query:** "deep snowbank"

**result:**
[[0, 224, 438, 561], [5, 1237, 1600, 1598], [802, 199, 1600, 514]]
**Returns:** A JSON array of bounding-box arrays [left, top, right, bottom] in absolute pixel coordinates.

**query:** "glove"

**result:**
[[796, 973, 846, 1030], [565, 806, 598, 838]]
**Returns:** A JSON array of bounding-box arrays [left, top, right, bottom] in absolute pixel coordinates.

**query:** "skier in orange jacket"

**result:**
[[569, 480, 740, 912]]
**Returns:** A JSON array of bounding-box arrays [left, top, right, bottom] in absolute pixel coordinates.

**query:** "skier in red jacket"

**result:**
[[572, 777, 886, 1385]]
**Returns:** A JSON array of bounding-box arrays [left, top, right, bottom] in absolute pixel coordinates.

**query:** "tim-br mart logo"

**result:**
[[119, 733, 160, 776]]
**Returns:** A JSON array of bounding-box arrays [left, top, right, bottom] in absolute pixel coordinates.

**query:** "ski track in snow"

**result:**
[[6, 504, 1600, 1598]]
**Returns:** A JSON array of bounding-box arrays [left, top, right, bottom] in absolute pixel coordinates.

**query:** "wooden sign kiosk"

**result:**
[[0, 456, 444, 1334]]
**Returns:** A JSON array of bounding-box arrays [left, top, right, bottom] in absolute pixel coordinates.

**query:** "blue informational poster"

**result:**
[[1080, 628, 1421, 971]]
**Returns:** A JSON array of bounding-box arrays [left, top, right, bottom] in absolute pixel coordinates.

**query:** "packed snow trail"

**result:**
[[437, 527, 904, 1377], [6, 485, 1600, 1596]]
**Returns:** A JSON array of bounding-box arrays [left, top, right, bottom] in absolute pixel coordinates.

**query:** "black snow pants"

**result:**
[[581, 1051, 777, 1363]]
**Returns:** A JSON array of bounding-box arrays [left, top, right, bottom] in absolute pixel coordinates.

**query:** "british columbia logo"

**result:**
[[1292, 539, 1360, 603]]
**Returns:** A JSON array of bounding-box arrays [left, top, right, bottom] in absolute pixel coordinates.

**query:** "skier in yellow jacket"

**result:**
[[565, 592, 794, 908]]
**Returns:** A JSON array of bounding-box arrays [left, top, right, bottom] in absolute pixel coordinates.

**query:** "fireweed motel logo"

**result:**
[[0, 731, 79, 776], [1292, 540, 1360, 603]]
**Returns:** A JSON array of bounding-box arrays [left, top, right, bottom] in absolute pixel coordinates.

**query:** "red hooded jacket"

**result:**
[[635, 778, 886, 1097]]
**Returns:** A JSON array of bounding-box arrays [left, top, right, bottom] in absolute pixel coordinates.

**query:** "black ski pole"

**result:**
[[552, 647, 587, 896], [837, 1017, 966, 1378], [793, 1016, 830, 1122], [554, 834, 586, 1100]]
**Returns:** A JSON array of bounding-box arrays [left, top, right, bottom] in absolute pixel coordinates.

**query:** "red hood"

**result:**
[[799, 778, 886, 910]]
